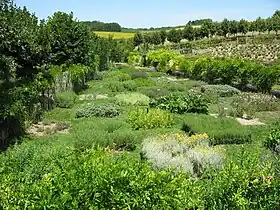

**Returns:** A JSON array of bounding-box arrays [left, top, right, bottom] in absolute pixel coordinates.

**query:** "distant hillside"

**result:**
[[82, 21, 122, 32]]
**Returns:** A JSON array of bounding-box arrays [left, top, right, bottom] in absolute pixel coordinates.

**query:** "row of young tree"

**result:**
[[0, 0, 133, 149], [133, 10, 280, 45]]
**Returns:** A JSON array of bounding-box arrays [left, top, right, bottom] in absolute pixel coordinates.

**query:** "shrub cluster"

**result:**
[[76, 103, 120, 118], [201, 85, 241, 97], [128, 108, 174, 129], [141, 132, 224, 176], [150, 92, 209, 114], [115, 92, 149, 106], [231, 93, 280, 118]]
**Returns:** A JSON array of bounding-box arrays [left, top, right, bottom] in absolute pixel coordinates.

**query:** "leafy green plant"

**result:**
[[55, 92, 77, 108], [115, 92, 149, 106], [106, 81, 125, 92], [128, 108, 174, 129], [264, 123, 280, 153], [150, 92, 209, 114], [122, 80, 138, 91], [76, 103, 120, 118]]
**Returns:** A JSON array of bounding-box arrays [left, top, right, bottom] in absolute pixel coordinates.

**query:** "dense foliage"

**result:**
[[150, 93, 209, 114], [82, 20, 122, 32], [76, 103, 121, 118], [55, 92, 77, 108], [128, 108, 174, 129]]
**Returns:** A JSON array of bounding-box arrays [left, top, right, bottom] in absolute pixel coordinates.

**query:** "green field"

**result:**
[[94, 31, 135, 39]]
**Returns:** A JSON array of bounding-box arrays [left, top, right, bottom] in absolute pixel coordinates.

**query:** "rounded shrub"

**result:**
[[128, 108, 174, 130], [115, 92, 149, 106], [76, 103, 120, 118], [55, 91, 77, 108]]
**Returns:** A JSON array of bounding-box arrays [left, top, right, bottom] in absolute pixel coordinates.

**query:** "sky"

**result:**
[[14, 0, 280, 28]]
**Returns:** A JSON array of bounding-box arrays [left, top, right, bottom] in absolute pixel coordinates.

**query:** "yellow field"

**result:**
[[94, 31, 135, 39]]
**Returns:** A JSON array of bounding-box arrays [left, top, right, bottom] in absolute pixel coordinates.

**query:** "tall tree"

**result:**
[[238, 19, 249, 35], [159, 30, 167, 44], [183, 25, 195, 41], [221, 19, 230, 37], [255, 17, 267, 34], [167, 29, 182, 43], [46, 12, 91, 66], [229, 20, 238, 36], [200, 20, 215, 37], [133, 32, 144, 46]]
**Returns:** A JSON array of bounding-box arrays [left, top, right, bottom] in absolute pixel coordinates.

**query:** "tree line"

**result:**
[[133, 11, 280, 45], [82, 21, 122, 32]]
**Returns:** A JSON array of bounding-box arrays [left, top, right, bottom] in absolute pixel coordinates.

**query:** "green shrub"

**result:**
[[141, 133, 224, 176], [210, 133, 252, 146], [118, 72, 132, 81], [138, 87, 170, 99], [76, 103, 120, 118], [115, 92, 149, 106], [179, 59, 192, 74], [150, 92, 209, 114], [134, 78, 156, 87], [264, 123, 280, 154], [104, 71, 131, 82], [231, 93, 280, 118], [128, 108, 174, 129], [106, 81, 125, 92], [201, 85, 241, 97], [122, 80, 138, 91], [131, 71, 148, 79], [55, 92, 77, 108]]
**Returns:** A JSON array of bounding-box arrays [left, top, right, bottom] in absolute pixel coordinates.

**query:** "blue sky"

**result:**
[[15, 0, 279, 28]]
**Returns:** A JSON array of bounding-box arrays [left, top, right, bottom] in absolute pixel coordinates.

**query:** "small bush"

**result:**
[[210, 133, 252, 146], [134, 78, 156, 87], [115, 93, 149, 106], [201, 85, 241, 97], [131, 71, 148, 79], [138, 87, 170, 99], [76, 103, 120, 118], [106, 81, 125, 92], [122, 80, 138, 91], [150, 92, 209, 114], [264, 123, 280, 154], [128, 108, 174, 130], [55, 92, 77, 108], [141, 133, 224, 176]]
